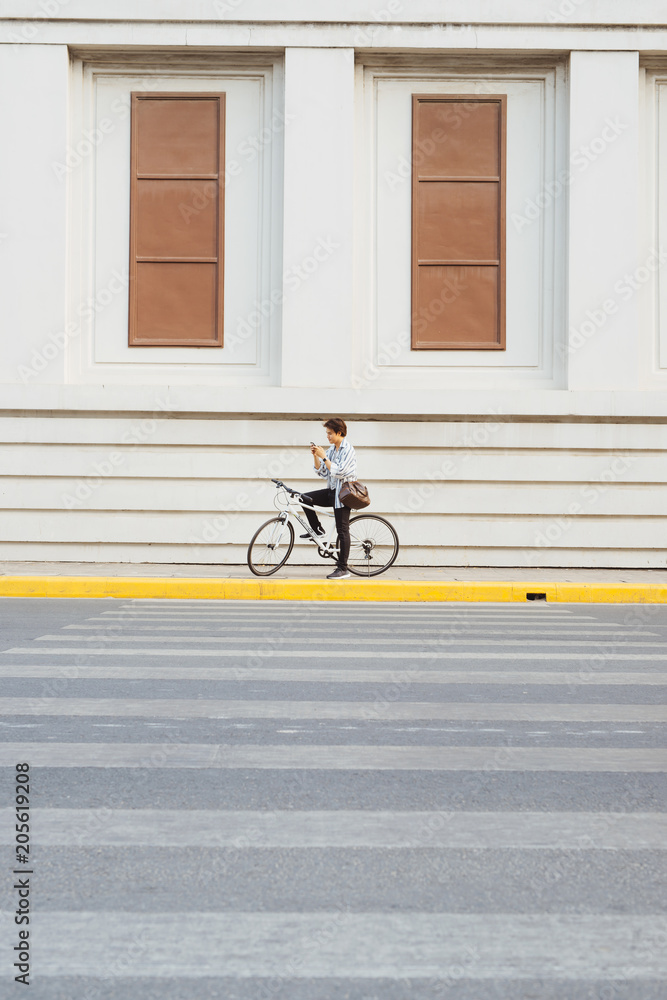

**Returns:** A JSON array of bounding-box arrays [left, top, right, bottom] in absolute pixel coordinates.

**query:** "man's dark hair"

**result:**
[[323, 417, 347, 437]]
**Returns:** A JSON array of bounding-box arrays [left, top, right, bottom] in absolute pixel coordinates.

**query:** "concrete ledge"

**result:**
[[1, 576, 667, 603]]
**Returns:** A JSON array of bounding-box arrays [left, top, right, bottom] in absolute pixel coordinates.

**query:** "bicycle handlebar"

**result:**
[[271, 479, 300, 497]]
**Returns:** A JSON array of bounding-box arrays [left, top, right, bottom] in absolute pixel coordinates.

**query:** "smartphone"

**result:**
[[309, 441, 316, 447]]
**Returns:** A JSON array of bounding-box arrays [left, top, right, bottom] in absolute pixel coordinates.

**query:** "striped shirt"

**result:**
[[316, 439, 357, 509]]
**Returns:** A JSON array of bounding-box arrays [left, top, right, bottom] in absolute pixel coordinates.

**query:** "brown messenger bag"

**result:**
[[339, 481, 371, 510]]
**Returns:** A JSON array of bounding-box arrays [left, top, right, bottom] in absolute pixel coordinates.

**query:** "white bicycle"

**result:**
[[247, 479, 400, 577]]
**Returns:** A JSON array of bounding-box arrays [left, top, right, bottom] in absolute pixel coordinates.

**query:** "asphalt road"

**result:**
[[1, 597, 666, 1000]]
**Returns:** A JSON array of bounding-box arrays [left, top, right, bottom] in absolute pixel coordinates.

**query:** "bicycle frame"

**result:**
[[274, 486, 339, 559]]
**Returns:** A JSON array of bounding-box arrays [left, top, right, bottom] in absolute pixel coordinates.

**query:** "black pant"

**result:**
[[300, 487, 351, 569]]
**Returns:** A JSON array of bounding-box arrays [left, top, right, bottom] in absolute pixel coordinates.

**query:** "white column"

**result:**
[[0, 45, 70, 386], [281, 48, 355, 388], [566, 51, 640, 390]]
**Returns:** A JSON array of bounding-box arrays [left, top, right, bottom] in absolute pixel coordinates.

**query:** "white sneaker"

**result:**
[[327, 568, 351, 579]]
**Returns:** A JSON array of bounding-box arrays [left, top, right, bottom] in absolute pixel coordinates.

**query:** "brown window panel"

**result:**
[[411, 94, 506, 350], [129, 93, 225, 347]]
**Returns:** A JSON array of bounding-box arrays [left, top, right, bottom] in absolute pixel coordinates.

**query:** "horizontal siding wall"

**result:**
[[1, 416, 666, 568]]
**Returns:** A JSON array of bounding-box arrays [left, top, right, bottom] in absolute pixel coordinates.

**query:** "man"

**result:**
[[300, 417, 356, 580]]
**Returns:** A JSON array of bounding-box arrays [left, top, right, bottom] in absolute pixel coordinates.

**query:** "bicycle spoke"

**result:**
[[256, 529, 285, 567], [347, 515, 399, 577], [247, 518, 294, 576]]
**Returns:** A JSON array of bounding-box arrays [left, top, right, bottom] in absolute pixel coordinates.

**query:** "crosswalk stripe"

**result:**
[[3, 911, 665, 978], [0, 743, 662, 770], [98, 611, 599, 620], [1, 809, 663, 849], [100, 605, 590, 614], [1, 698, 665, 721], [65, 624, 650, 636], [115, 602, 584, 609], [7, 646, 667, 660], [35, 634, 662, 647], [0, 664, 662, 684]]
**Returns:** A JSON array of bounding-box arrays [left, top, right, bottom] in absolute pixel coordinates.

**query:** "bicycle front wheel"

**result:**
[[346, 514, 399, 577], [247, 517, 295, 576]]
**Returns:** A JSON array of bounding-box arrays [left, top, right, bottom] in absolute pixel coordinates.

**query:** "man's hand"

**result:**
[[313, 446, 327, 460]]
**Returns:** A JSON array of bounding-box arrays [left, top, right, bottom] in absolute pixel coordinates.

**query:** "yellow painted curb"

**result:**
[[0, 576, 666, 603]]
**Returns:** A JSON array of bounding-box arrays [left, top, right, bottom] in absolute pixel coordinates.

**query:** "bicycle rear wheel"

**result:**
[[346, 514, 399, 577], [247, 517, 295, 576]]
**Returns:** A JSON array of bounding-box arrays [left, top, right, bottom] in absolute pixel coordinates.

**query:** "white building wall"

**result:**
[[567, 51, 641, 391], [0, 44, 69, 385], [0, 416, 665, 568], [0, 4, 666, 568], [281, 48, 355, 389]]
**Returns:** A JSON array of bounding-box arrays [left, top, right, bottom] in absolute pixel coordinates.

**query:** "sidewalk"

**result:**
[[2, 562, 667, 583], [1, 562, 666, 603]]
